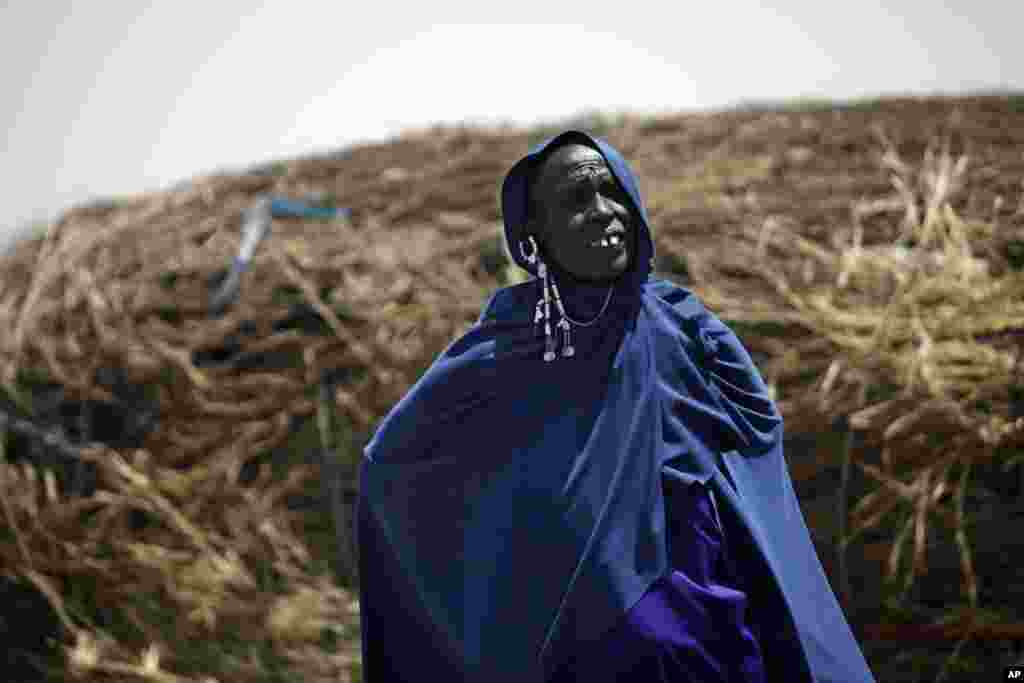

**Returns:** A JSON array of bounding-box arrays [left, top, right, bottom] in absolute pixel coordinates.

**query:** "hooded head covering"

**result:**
[[355, 132, 875, 682], [501, 130, 654, 281]]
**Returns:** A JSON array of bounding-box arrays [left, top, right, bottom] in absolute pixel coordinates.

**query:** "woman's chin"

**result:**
[[567, 267, 626, 285], [552, 249, 632, 284]]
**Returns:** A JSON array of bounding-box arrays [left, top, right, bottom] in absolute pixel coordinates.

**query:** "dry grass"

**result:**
[[690, 126, 1024, 607], [1, 95, 1023, 680]]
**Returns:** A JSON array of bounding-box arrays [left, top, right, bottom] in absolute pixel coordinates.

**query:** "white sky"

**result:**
[[1, 1, 1020, 248]]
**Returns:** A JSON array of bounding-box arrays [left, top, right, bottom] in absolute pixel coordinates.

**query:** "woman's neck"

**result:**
[[544, 262, 621, 322]]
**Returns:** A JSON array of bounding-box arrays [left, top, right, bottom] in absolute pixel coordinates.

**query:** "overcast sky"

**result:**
[[2, 1, 1019, 247]]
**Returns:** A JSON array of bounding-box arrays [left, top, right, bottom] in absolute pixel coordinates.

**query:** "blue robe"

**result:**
[[355, 131, 875, 682], [546, 476, 766, 681]]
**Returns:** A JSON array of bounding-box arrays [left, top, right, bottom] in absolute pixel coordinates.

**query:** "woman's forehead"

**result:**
[[536, 143, 610, 190]]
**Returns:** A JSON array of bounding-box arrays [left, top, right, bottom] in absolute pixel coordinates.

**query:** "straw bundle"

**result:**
[[0, 130, 514, 681], [689, 124, 1024, 608]]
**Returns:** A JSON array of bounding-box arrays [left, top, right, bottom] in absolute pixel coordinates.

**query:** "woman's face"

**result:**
[[529, 143, 636, 284]]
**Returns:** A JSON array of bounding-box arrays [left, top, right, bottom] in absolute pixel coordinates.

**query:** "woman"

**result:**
[[355, 130, 875, 682]]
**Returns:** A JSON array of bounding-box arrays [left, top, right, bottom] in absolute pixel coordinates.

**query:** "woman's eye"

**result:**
[[602, 181, 624, 202]]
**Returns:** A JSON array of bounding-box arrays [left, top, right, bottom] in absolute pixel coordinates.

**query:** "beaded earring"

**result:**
[[520, 235, 557, 362]]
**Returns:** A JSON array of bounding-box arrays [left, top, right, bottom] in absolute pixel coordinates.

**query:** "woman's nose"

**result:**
[[589, 191, 615, 222]]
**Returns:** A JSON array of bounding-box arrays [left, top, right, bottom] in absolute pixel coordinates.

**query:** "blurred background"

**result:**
[[3, 1, 1020, 247], [3, 3, 1024, 682]]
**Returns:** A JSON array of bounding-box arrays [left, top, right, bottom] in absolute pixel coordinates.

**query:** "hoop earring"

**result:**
[[520, 235, 539, 266]]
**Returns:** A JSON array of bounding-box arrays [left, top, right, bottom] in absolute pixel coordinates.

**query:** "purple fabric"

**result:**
[[546, 478, 766, 682]]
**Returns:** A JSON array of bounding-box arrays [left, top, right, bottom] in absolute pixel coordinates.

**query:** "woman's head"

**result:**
[[525, 135, 638, 284]]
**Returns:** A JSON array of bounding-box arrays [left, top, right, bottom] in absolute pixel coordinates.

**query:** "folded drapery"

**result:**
[[355, 130, 875, 682], [546, 477, 768, 682]]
